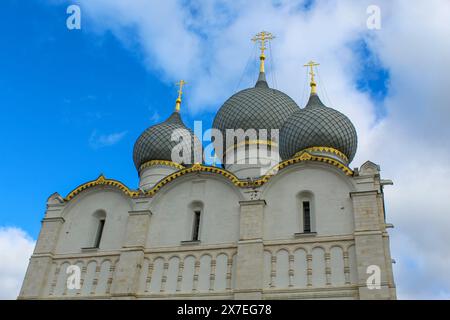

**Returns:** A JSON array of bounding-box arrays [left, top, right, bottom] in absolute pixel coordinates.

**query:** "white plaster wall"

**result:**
[[96, 260, 112, 294], [293, 248, 307, 287], [56, 189, 132, 254], [312, 247, 326, 287], [263, 251, 272, 288], [43, 263, 57, 296], [150, 258, 164, 293], [348, 245, 358, 284], [330, 246, 345, 286], [166, 257, 180, 293], [181, 256, 196, 292], [262, 163, 355, 240], [54, 262, 69, 296], [198, 255, 212, 291], [215, 254, 228, 291], [275, 249, 289, 287], [81, 261, 97, 295], [138, 258, 150, 293], [146, 175, 242, 247]]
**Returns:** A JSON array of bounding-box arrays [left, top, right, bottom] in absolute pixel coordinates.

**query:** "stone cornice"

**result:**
[[349, 190, 380, 198], [239, 199, 267, 206], [128, 210, 152, 216], [42, 217, 65, 223]]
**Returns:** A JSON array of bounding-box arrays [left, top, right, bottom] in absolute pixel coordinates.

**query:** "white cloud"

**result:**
[[0, 227, 36, 300], [359, 1, 450, 299], [67, 0, 450, 298], [89, 130, 127, 149]]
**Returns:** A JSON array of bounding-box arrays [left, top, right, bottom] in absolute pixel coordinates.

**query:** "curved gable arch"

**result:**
[[65, 175, 139, 201], [62, 183, 134, 217], [149, 170, 245, 211], [261, 161, 356, 198]]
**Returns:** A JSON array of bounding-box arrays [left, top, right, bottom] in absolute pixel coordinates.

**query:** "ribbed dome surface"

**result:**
[[280, 94, 358, 162], [212, 73, 299, 154], [133, 112, 202, 170]]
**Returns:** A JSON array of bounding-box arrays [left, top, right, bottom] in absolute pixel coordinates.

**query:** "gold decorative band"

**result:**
[[139, 160, 185, 172], [65, 175, 139, 201], [64, 150, 353, 201], [294, 146, 349, 163]]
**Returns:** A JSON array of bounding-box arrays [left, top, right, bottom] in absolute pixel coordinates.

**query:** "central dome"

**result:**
[[212, 73, 299, 156]]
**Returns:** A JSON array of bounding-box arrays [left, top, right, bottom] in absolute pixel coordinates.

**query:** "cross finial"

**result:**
[[304, 61, 320, 95], [252, 31, 275, 73], [175, 80, 187, 112]]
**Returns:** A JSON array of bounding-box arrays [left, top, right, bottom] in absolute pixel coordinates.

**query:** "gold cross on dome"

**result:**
[[176, 80, 187, 99], [175, 80, 187, 112], [252, 31, 275, 56], [252, 31, 275, 73], [304, 61, 320, 94]]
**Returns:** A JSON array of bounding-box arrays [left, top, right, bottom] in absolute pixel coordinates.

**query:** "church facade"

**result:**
[[19, 32, 396, 300]]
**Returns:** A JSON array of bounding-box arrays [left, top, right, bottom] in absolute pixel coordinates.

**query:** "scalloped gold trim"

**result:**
[[65, 175, 140, 201], [139, 160, 185, 172], [295, 146, 349, 163], [144, 164, 248, 197], [64, 151, 353, 202], [142, 150, 352, 196], [268, 150, 353, 177]]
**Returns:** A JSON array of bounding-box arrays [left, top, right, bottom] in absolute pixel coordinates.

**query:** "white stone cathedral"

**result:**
[[19, 32, 396, 300]]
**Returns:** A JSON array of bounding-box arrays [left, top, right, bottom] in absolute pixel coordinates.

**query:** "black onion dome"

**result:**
[[279, 94, 358, 163], [133, 112, 202, 170], [212, 72, 299, 155]]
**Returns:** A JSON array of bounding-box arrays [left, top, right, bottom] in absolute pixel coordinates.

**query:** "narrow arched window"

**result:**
[[302, 201, 311, 233], [297, 192, 315, 234], [186, 201, 204, 243], [192, 210, 201, 241], [92, 210, 106, 248], [94, 219, 105, 248]]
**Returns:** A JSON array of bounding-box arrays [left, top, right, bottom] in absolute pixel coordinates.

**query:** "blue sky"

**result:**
[[1, 0, 449, 299], [0, 0, 389, 239], [0, 1, 218, 238]]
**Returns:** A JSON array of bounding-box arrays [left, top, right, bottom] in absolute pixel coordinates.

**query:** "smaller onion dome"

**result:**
[[133, 81, 202, 171], [280, 94, 357, 163], [279, 61, 357, 164]]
